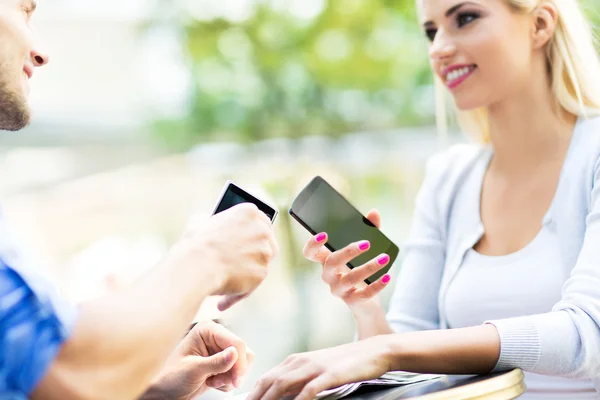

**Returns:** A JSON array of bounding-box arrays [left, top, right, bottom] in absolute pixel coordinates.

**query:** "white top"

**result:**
[[445, 223, 597, 398], [385, 116, 600, 394]]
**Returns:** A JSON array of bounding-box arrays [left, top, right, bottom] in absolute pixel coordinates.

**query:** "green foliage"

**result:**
[[155, 0, 434, 146], [153, 0, 600, 147]]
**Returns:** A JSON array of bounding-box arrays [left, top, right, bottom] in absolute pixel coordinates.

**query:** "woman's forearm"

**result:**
[[351, 299, 394, 339], [32, 246, 223, 400], [381, 324, 501, 374]]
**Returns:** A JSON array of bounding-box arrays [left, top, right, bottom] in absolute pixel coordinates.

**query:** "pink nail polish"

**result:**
[[378, 254, 390, 265], [382, 274, 391, 284], [316, 233, 327, 243], [359, 241, 370, 251]]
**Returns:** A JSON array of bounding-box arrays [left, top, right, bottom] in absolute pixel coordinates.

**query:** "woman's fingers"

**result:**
[[366, 208, 382, 229], [259, 366, 317, 400], [302, 233, 331, 263], [323, 240, 371, 270], [352, 273, 392, 300], [295, 374, 339, 400], [342, 253, 390, 286]]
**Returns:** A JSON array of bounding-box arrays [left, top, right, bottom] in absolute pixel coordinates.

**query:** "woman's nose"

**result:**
[[429, 32, 456, 63]]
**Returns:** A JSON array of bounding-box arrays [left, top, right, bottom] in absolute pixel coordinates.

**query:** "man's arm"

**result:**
[[30, 204, 276, 400], [31, 246, 222, 400]]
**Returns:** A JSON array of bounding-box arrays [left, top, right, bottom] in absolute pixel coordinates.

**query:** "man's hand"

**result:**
[[168, 203, 279, 311], [140, 321, 255, 400]]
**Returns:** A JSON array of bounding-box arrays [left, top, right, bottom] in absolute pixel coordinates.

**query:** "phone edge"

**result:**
[[213, 180, 279, 224]]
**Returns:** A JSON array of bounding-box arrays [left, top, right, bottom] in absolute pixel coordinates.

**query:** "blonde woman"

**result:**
[[248, 0, 600, 399]]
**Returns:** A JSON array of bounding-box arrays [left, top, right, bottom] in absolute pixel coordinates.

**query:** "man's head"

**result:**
[[0, 0, 47, 131]]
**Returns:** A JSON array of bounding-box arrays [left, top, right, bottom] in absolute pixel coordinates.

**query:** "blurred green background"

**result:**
[[155, 0, 600, 147], [1, 0, 600, 398], [155, 0, 434, 147]]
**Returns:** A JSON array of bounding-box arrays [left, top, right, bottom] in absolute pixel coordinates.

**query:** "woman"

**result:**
[[247, 0, 600, 399]]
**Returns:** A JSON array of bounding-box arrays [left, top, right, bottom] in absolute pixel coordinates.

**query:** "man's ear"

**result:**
[[531, 1, 559, 49]]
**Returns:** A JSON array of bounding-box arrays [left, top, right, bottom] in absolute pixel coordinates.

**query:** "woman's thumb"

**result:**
[[366, 208, 382, 228]]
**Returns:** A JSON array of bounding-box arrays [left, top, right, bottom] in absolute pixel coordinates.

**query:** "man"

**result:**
[[0, 1, 279, 398]]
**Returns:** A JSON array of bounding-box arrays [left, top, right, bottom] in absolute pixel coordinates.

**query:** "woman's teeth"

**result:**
[[446, 66, 473, 82]]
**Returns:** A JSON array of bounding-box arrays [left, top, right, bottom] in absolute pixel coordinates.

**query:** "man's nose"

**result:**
[[29, 26, 50, 67], [31, 47, 49, 67]]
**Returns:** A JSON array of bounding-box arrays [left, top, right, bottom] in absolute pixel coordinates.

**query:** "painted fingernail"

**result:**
[[358, 241, 370, 251], [316, 233, 327, 243], [382, 274, 391, 284], [378, 254, 390, 265]]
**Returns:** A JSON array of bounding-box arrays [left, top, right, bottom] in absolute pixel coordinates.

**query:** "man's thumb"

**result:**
[[203, 346, 238, 374]]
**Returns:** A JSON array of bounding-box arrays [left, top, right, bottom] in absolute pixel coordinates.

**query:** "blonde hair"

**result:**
[[437, 0, 600, 143]]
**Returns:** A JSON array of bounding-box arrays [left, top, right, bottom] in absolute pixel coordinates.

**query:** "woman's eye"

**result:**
[[457, 12, 479, 27], [425, 28, 437, 42]]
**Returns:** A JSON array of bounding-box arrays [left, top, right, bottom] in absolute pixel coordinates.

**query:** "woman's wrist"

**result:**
[[349, 297, 393, 339], [349, 297, 382, 316], [365, 333, 399, 372], [349, 297, 386, 323]]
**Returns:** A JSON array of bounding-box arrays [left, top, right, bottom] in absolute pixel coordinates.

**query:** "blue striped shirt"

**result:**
[[0, 211, 77, 398]]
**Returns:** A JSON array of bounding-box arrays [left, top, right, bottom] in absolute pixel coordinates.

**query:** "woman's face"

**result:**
[[418, 0, 537, 110]]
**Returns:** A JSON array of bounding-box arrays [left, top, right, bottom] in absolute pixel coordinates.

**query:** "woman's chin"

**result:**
[[454, 98, 487, 112]]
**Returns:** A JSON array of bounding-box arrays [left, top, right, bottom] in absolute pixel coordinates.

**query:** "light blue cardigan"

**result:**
[[386, 116, 600, 391]]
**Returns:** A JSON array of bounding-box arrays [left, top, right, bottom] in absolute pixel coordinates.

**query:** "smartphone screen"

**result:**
[[213, 182, 278, 222], [289, 177, 398, 284]]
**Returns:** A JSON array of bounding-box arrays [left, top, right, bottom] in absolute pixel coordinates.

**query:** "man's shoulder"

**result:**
[[0, 209, 22, 267], [0, 207, 78, 331]]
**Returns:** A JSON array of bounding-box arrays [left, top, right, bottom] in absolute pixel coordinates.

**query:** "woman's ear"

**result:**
[[531, 1, 559, 49]]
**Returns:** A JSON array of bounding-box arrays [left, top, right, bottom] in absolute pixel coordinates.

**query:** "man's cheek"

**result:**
[[0, 12, 31, 49]]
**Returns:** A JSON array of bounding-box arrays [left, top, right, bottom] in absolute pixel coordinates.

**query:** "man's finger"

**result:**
[[217, 293, 250, 311], [216, 384, 235, 392], [268, 226, 279, 259], [210, 323, 249, 388], [198, 346, 238, 375], [205, 372, 234, 389], [246, 347, 256, 368]]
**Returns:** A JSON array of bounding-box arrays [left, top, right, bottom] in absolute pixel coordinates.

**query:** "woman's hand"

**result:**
[[247, 325, 503, 400], [303, 209, 392, 310], [247, 337, 391, 400]]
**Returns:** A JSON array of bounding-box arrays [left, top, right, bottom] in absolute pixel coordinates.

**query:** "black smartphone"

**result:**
[[289, 176, 399, 284], [212, 181, 279, 223]]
